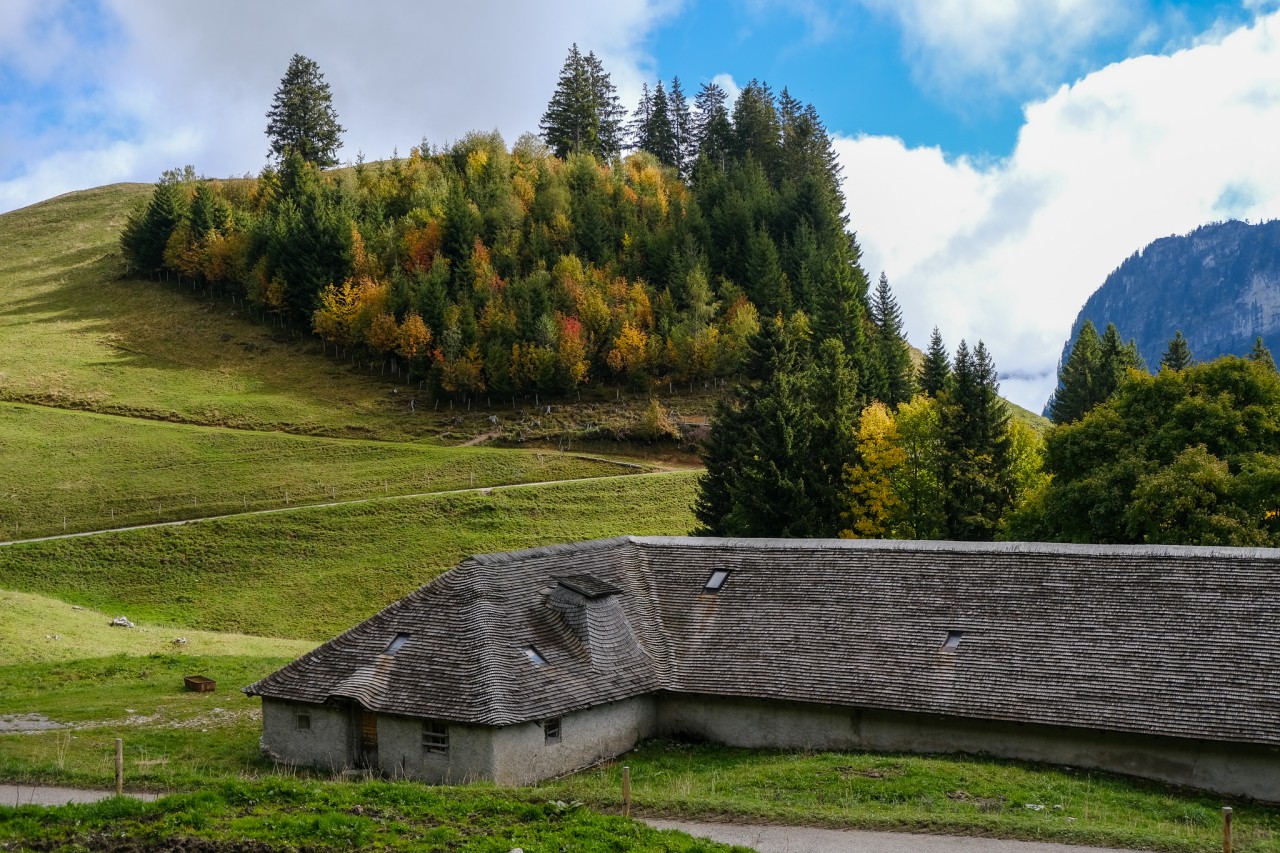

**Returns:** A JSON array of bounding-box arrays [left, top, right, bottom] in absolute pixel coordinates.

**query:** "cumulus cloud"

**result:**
[[840, 10, 1280, 411], [0, 0, 680, 212], [858, 0, 1137, 101]]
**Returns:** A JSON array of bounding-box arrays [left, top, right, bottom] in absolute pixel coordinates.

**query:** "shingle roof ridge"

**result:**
[[627, 535, 1280, 559], [466, 536, 636, 565]]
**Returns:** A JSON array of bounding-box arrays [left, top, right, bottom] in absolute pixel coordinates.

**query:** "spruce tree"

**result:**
[[939, 340, 1014, 540], [627, 83, 653, 152], [1098, 322, 1144, 397], [1249, 336, 1277, 371], [668, 76, 694, 177], [121, 173, 189, 275], [1161, 331, 1193, 371], [541, 45, 623, 160], [1048, 320, 1102, 424], [919, 327, 950, 396], [265, 54, 344, 168], [693, 82, 733, 170], [731, 79, 781, 173], [869, 272, 914, 406], [645, 81, 679, 168]]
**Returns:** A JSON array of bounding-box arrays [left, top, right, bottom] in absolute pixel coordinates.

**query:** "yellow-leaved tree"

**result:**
[[842, 401, 907, 539]]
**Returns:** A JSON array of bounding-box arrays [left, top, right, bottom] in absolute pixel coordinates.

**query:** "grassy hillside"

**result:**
[[0, 401, 637, 538], [0, 471, 699, 639], [0, 184, 437, 439]]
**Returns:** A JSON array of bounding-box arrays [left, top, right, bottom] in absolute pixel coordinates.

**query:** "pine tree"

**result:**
[[1048, 320, 1102, 424], [1249, 336, 1277, 371], [668, 76, 694, 177], [919, 327, 950, 396], [1161, 330, 1193, 371], [869, 272, 914, 406], [265, 54, 344, 168], [188, 181, 230, 238], [584, 50, 625, 159], [121, 172, 190, 275], [938, 340, 1014, 540]]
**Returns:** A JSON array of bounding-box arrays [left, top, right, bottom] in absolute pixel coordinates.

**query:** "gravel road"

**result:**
[[645, 818, 1143, 853], [1, 784, 158, 807]]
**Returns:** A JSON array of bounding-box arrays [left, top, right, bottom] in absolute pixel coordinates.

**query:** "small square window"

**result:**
[[704, 570, 730, 592], [524, 646, 548, 667], [296, 713, 311, 731], [941, 631, 964, 652], [544, 716, 561, 745], [423, 720, 449, 754], [385, 633, 411, 655]]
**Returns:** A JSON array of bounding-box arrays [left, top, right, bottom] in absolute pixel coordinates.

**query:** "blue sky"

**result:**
[[3, 1, 1280, 410]]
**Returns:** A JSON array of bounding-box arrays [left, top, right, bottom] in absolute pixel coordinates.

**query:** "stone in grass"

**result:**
[[109, 616, 135, 628]]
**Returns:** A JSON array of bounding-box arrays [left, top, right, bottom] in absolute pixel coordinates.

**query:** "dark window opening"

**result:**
[[386, 633, 411, 655], [423, 720, 449, 754], [296, 713, 311, 731], [524, 646, 548, 667], [544, 716, 561, 745], [942, 631, 964, 652], [703, 569, 730, 592]]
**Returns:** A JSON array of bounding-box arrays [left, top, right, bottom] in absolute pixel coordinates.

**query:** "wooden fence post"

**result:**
[[622, 765, 631, 818], [1223, 806, 1233, 853], [115, 738, 123, 795]]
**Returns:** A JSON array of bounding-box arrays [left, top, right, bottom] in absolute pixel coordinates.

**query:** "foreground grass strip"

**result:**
[[0, 472, 699, 639], [0, 778, 740, 852], [544, 741, 1280, 852], [0, 402, 639, 538]]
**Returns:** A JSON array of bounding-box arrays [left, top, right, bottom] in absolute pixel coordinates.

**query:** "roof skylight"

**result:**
[[524, 646, 548, 667], [703, 570, 730, 592], [386, 633, 411, 655], [941, 631, 963, 652]]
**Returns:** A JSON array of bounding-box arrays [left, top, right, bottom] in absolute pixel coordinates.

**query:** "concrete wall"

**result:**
[[373, 713, 495, 784], [262, 693, 1280, 801], [656, 693, 1280, 803], [490, 696, 657, 786], [260, 699, 354, 773]]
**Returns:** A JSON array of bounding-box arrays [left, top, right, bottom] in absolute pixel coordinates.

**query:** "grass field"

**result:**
[[0, 401, 641, 538], [0, 779, 740, 852], [0, 471, 700, 639]]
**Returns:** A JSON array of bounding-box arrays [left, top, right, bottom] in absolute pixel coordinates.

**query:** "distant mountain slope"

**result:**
[[1058, 219, 1280, 383]]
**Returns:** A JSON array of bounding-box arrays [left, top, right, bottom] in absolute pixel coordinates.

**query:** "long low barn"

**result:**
[[245, 537, 1280, 799]]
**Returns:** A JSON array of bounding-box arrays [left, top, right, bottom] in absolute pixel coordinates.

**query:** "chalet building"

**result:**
[[245, 537, 1280, 800]]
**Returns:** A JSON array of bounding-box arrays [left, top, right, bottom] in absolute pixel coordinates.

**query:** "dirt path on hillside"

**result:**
[[0, 469, 684, 548], [644, 818, 1143, 853]]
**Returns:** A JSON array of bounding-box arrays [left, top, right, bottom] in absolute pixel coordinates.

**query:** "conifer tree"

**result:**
[[188, 181, 230, 238], [938, 340, 1014, 540], [869, 272, 914, 406], [919, 327, 950, 397], [731, 79, 781, 173], [1048, 320, 1102, 424], [693, 82, 733, 170], [627, 83, 652, 152], [1249, 336, 1277, 371], [645, 81, 679, 168], [1161, 330, 1193, 371], [668, 76, 694, 177], [265, 54, 344, 168], [541, 45, 624, 160], [121, 172, 190, 275], [1098, 322, 1145, 394]]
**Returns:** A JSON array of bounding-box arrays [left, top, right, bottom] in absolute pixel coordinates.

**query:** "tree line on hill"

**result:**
[[118, 51, 1280, 547]]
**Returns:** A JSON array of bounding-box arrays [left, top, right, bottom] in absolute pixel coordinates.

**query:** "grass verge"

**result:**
[[0, 778, 741, 852], [543, 741, 1280, 852]]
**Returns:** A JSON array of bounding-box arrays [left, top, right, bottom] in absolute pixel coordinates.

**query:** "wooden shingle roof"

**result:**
[[245, 537, 1280, 745]]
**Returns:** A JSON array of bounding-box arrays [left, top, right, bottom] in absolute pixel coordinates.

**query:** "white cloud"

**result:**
[[0, 0, 680, 212], [859, 0, 1137, 100], [839, 10, 1280, 412]]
